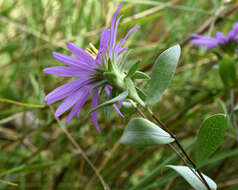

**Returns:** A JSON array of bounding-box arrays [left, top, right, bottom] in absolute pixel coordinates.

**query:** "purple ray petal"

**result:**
[[43, 66, 92, 77], [113, 104, 124, 117], [111, 15, 123, 52], [55, 88, 88, 117], [121, 26, 140, 43], [104, 85, 112, 96], [45, 78, 90, 104], [228, 22, 238, 41], [189, 33, 219, 50], [216, 32, 228, 44], [66, 88, 90, 124], [109, 4, 122, 57], [98, 29, 111, 52], [76, 89, 91, 118], [115, 26, 140, 55], [91, 88, 101, 132], [96, 29, 111, 64], [66, 42, 95, 66], [52, 52, 95, 70], [190, 39, 219, 49]]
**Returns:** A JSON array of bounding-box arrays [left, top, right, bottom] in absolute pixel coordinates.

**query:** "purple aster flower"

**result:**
[[189, 22, 238, 51], [43, 5, 139, 132]]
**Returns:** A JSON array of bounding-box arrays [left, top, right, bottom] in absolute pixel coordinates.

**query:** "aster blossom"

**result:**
[[43, 5, 142, 132], [190, 22, 238, 52]]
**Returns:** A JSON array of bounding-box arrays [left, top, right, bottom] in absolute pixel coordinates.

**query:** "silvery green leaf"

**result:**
[[146, 45, 180, 106], [120, 117, 174, 147], [167, 165, 217, 190]]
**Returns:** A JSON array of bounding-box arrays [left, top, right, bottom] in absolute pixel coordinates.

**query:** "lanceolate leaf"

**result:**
[[136, 87, 146, 101], [196, 114, 228, 163], [167, 165, 217, 190], [133, 71, 150, 79], [126, 60, 141, 78], [120, 117, 174, 147], [89, 90, 128, 113], [146, 45, 181, 106]]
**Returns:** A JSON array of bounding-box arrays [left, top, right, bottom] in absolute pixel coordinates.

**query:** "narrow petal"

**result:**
[[66, 88, 90, 124], [189, 33, 219, 50], [190, 39, 218, 49], [121, 26, 140, 42], [96, 29, 111, 64], [228, 22, 238, 41], [45, 78, 90, 104], [113, 104, 124, 117], [98, 29, 111, 52], [91, 88, 101, 132], [109, 4, 122, 57], [43, 66, 92, 77], [55, 88, 87, 117], [111, 15, 123, 52], [66, 42, 95, 66], [115, 26, 140, 55], [76, 89, 91, 117], [104, 85, 112, 96], [52, 52, 95, 70], [216, 32, 228, 44]]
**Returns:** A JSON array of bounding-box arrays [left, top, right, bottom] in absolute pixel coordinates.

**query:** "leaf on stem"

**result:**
[[89, 90, 128, 113], [120, 117, 174, 147], [196, 114, 229, 163], [146, 45, 181, 106], [166, 165, 217, 190]]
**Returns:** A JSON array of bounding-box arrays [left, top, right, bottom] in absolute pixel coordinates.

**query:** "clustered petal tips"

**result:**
[[189, 22, 238, 51], [43, 4, 139, 131]]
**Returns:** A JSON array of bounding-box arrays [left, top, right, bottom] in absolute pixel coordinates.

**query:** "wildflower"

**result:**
[[189, 22, 238, 52], [43, 5, 140, 131]]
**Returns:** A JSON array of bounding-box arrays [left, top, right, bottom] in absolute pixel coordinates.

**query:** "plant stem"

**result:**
[[146, 107, 211, 190], [230, 88, 238, 142], [131, 102, 210, 189]]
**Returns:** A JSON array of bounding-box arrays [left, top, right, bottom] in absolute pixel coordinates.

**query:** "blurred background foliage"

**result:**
[[0, 0, 238, 189]]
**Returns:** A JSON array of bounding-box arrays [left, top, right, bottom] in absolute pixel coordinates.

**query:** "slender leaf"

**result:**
[[133, 71, 150, 79], [126, 60, 141, 78], [89, 90, 128, 113]]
